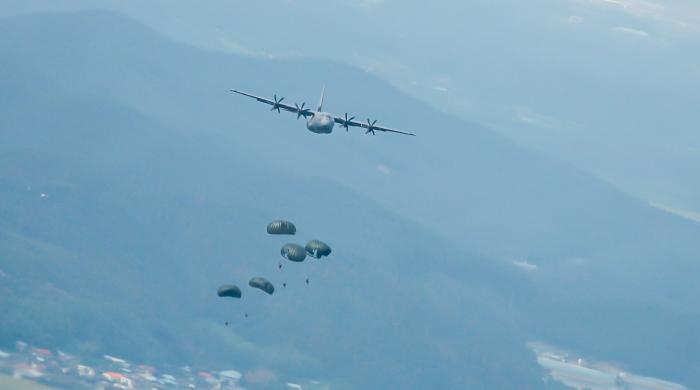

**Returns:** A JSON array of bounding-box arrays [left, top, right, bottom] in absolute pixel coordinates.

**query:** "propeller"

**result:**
[[365, 119, 378, 135], [270, 94, 285, 113], [339, 113, 356, 131], [294, 102, 312, 119]]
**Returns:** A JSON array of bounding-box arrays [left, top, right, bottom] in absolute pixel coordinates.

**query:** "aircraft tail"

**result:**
[[317, 86, 325, 112]]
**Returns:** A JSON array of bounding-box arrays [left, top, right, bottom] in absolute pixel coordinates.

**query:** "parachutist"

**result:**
[[281, 243, 307, 262], [267, 220, 296, 235], [249, 277, 275, 295], [217, 285, 242, 299], [306, 240, 332, 259]]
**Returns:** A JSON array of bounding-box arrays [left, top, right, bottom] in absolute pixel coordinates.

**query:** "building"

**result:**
[[102, 371, 133, 389], [77, 364, 96, 378], [219, 370, 241, 383], [104, 355, 129, 368], [13, 363, 44, 379]]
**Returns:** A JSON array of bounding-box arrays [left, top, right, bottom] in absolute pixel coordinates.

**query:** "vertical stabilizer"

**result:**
[[317, 86, 326, 112]]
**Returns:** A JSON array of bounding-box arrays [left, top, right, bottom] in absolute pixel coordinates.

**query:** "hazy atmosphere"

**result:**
[[1, 1, 699, 389]]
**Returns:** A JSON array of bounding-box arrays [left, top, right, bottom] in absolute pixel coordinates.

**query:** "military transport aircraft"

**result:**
[[230, 87, 416, 136]]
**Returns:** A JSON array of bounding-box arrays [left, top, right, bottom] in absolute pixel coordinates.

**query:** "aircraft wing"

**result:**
[[230, 90, 312, 117], [333, 116, 416, 136]]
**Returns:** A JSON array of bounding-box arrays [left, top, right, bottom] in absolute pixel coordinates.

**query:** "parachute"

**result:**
[[267, 220, 296, 235], [305, 240, 332, 259], [217, 285, 242, 299], [281, 243, 307, 262], [249, 277, 275, 295]]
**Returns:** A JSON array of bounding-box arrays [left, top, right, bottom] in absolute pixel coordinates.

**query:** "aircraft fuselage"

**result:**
[[306, 112, 335, 134]]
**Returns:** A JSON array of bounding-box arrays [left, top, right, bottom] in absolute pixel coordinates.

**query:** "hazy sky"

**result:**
[[4, 0, 699, 215]]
